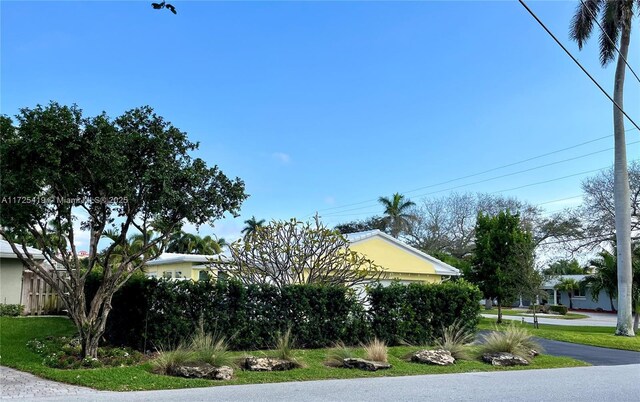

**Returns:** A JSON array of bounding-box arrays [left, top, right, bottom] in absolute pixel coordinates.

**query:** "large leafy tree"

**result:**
[[0, 103, 247, 358], [378, 193, 415, 238], [569, 0, 637, 335], [224, 217, 386, 288], [471, 211, 533, 323]]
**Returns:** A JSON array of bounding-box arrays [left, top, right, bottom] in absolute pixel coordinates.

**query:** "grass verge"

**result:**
[[1, 316, 588, 391], [479, 318, 640, 352]]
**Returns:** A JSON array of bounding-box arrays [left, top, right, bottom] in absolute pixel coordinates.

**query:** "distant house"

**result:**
[[542, 274, 617, 312], [345, 230, 460, 284], [0, 240, 44, 306], [143, 252, 217, 281], [143, 230, 460, 284]]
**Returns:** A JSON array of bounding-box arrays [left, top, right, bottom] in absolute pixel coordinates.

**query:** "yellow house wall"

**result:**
[[144, 262, 195, 280], [350, 237, 442, 283]]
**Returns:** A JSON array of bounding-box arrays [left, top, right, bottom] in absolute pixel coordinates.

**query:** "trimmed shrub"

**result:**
[[0, 304, 24, 316], [367, 280, 482, 345], [93, 277, 482, 352], [549, 305, 568, 315]]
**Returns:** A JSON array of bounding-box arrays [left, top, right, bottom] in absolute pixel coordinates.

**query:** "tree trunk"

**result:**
[[568, 292, 573, 310], [610, 295, 615, 313], [67, 284, 116, 359], [634, 312, 639, 333], [613, 23, 635, 336], [497, 298, 502, 324]]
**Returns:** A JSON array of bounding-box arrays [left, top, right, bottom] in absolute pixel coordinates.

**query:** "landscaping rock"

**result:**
[[169, 363, 234, 380], [242, 357, 296, 371], [529, 349, 539, 358], [482, 352, 529, 366], [411, 349, 455, 366], [342, 358, 391, 371], [212, 366, 234, 380]]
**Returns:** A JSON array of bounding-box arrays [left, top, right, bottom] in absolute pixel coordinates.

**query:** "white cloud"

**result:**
[[272, 152, 291, 164]]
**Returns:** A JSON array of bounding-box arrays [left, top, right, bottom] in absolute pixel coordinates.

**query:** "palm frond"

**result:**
[[599, 0, 622, 65], [570, 0, 602, 49]]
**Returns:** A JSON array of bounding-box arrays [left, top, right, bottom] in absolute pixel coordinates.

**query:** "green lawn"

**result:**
[[0, 316, 588, 391], [481, 309, 589, 320], [479, 318, 640, 352]]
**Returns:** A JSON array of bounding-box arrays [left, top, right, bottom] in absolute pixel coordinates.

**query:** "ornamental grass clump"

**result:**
[[189, 329, 233, 368], [434, 318, 475, 360], [362, 338, 388, 363], [325, 341, 355, 367], [271, 327, 303, 367], [151, 346, 194, 375], [480, 324, 542, 361]]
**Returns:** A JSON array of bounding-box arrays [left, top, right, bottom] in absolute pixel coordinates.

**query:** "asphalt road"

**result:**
[[32, 364, 640, 402], [477, 330, 640, 366]]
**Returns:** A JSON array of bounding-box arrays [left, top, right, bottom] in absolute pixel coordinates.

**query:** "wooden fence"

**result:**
[[21, 271, 65, 315]]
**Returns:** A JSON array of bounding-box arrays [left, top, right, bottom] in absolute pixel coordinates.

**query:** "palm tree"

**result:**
[[555, 278, 581, 310], [167, 231, 223, 254], [584, 250, 618, 312], [570, 0, 637, 335], [378, 193, 416, 238], [242, 216, 265, 239]]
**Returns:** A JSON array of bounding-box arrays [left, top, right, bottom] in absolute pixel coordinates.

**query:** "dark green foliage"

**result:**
[[93, 278, 481, 352], [549, 305, 568, 315], [335, 216, 387, 235], [470, 211, 533, 321], [367, 280, 482, 345], [0, 304, 24, 316]]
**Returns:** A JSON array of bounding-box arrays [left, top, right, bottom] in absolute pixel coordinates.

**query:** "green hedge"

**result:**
[[0, 304, 24, 316], [549, 305, 568, 315], [367, 280, 482, 345], [89, 277, 482, 351]]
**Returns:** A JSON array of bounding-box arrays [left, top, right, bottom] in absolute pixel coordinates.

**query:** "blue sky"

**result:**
[[2, 0, 639, 245]]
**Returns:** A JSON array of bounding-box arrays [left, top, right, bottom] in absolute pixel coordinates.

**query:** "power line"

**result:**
[[319, 142, 638, 218], [518, 0, 640, 132], [321, 164, 618, 220], [578, 0, 640, 85], [313, 133, 617, 216]]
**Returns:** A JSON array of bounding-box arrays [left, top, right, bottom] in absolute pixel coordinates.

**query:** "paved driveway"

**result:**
[[476, 330, 640, 366], [25, 364, 640, 402], [481, 311, 617, 327], [0, 366, 96, 400]]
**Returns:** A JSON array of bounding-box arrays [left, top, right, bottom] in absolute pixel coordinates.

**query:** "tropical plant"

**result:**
[[378, 193, 416, 238], [584, 250, 618, 312], [555, 278, 581, 310], [189, 327, 233, 368], [167, 231, 223, 255], [569, 0, 638, 336], [480, 325, 541, 362], [241, 216, 265, 239], [434, 318, 475, 360], [362, 338, 388, 363]]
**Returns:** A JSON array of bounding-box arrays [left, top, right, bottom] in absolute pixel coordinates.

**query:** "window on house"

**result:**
[[573, 287, 585, 298], [162, 271, 173, 279], [175, 271, 183, 278], [198, 270, 208, 281]]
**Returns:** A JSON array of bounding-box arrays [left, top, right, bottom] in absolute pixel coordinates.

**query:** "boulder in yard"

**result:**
[[411, 349, 455, 366], [169, 363, 234, 380], [529, 349, 539, 358], [342, 358, 391, 371], [242, 357, 297, 371], [482, 352, 529, 366]]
